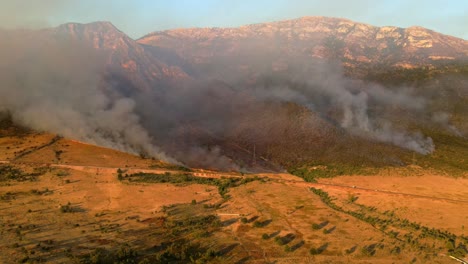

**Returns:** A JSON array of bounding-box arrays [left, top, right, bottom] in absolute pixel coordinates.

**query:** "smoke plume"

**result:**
[[0, 30, 174, 163], [245, 61, 435, 154], [0, 25, 449, 171]]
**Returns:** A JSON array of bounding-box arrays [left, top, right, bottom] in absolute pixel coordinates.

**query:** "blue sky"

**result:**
[[1, 0, 467, 39]]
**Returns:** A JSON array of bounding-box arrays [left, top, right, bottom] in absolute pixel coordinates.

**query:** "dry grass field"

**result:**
[[0, 131, 467, 263]]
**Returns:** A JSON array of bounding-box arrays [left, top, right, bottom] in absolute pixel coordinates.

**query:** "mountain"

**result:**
[[135, 16, 468, 169], [54, 21, 190, 93], [1, 17, 467, 172], [1, 21, 191, 92], [138, 16, 468, 77], [8, 17, 465, 89]]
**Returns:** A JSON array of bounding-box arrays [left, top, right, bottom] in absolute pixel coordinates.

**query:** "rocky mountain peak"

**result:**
[[49, 21, 190, 92], [54, 21, 131, 50]]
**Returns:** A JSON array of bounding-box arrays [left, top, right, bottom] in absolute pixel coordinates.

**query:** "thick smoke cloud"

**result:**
[[237, 61, 435, 154], [0, 25, 449, 171], [0, 30, 174, 163]]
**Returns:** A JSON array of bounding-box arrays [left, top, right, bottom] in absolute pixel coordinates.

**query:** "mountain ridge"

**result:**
[[139, 16, 467, 41], [33, 17, 467, 80], [138, 16, 468, 70]]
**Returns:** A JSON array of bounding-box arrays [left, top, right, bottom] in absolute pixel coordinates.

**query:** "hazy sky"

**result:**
[[1, 0, 467, 39]]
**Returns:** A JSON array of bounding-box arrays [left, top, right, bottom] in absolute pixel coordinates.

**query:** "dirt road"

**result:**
[[3, 159, 468, 205]]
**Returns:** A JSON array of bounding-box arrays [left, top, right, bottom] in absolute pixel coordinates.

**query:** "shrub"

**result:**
[[60, 203, 74, 213], [309, 248, 319, 255], [275, 237, 285, 246], [56, 171, 70, 177], [253, 221, 263, 228], [348, 193, 358, 203]]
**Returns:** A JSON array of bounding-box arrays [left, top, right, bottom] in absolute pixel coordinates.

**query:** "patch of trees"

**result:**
[[252, 219, 272, 228], [360, 243, 381, 256], [1, 191, 16, 200], [310, 187, 467, 257], [30, 188, 53, 195], [288, 165, 377, 182], [311, 221, 328, 230], [148, 163, 193, 172], [151, 240, 220, 263], [77, 213, 224, 263], [168, 215, 220, 233], [0, 165, 43, 182], [59, 202, 83, 213], [274, 233, 296, 246], [310, 243, 328, 255], [268, 233, 305, 254], [121, 171, 265, 199], [78, 246, 138, 264]]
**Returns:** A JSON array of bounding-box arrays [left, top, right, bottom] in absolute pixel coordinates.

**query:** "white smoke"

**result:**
[[432, 111, 463, 137], [0, 30, 175, 163], [248, 62, 435, 154]]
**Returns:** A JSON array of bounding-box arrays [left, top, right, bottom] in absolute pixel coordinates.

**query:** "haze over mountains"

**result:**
[[1, 16, 467, 170]]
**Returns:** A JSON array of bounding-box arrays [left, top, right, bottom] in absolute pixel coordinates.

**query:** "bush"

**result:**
[[309, 248, 319, 255], [60, 202, 74, 213], [348, 193, 358, 203], [275, 237, 285, 246], [253, 221, 263, 228], [116, 246, 138, 261], [56, 171, 70, 177], [446, 240, 455, 251], [361, 245, 376, 256]]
